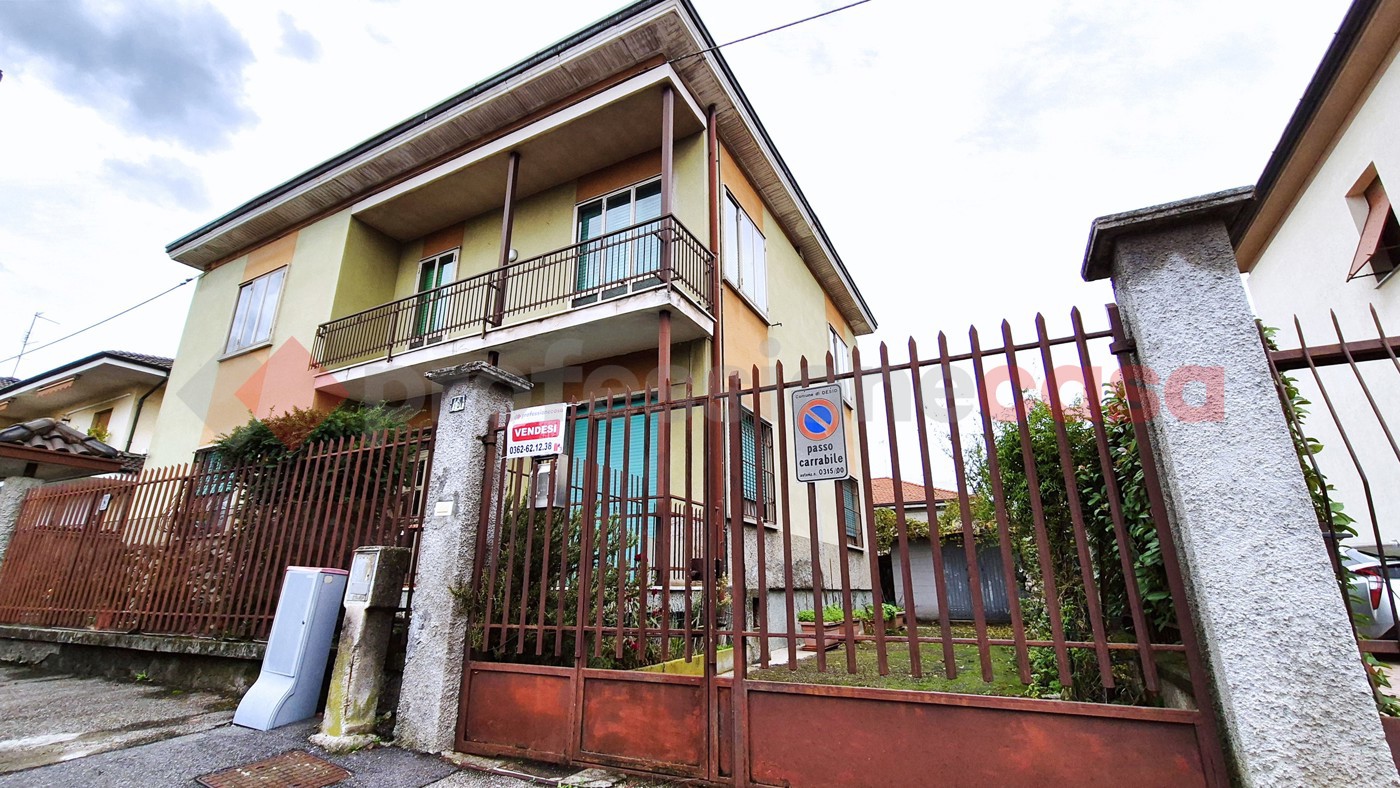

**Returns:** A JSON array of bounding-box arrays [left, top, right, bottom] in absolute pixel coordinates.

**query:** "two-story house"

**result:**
[[1234, 0, 1400, 551], [146, 0, 876, 590]]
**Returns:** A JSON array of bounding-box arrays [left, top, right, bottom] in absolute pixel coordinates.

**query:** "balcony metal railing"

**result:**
[[311, 215, 713, 370]]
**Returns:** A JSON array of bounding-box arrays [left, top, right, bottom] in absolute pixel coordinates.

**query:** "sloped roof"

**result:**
[[0, 350, 172, 397], [0, 418, 121, 458], [869, 478, 957, 507], [103, 351, 174, 370]]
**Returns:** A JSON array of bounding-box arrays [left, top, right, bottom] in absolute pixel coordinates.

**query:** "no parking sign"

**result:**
[[791, 383, 849, 483]]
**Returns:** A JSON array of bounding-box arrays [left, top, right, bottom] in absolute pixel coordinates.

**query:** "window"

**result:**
[[189, 447, 237, 535], [90, 408, 113, 440], [225, 267, 286, 355], [575, 179, 663, 301], [722, 193, 767, 311], [841, 479, 862, 547], [1349, 177, 1400, 283], [415, 250, 457, 337], [570, 397, 660, 507], [740, 409, 776, 523], [829, 326, 853, 401]]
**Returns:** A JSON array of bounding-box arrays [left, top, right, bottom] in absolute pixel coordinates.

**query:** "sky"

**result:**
[[0, 0, 1352, 387]]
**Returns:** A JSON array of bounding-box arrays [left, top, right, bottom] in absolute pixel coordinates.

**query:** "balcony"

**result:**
[[311, 216, 713, 396]]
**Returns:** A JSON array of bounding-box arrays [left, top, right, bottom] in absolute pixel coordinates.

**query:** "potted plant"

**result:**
[[853, 603, 905, 635], [796, 605, 849, 651]]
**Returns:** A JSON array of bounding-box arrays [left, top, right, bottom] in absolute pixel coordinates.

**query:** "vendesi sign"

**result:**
[[506, 403, 568, 457], [791, 383, 849, 483]]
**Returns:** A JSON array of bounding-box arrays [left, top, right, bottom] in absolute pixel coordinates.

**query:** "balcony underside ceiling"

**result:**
[[356, 83, 704, 242]]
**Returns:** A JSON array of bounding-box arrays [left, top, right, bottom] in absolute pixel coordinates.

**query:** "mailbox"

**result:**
[[233, 566, 348, 731]]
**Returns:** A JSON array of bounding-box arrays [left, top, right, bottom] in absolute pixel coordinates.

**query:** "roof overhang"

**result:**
[[0, 355, 169, 422], [164, 0, 876, 334], [1232, 0, 1398, 271], [353, 69, 706, 242], [0, 444, 124, 482]]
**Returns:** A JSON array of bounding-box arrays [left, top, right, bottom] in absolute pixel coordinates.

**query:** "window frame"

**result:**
[[414, 248, 459, 338], [738, 407, 777, 525], [829, 325, 853, 403], [223, 267, 287, 357], [841, 478, 863, 548], [1349, 177, 1400, 285], [722, 191, 768, 314], [572, 177, 665, 301]]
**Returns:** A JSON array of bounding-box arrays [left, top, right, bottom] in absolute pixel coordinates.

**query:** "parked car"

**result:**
[[1341, 547, 1400, 639]]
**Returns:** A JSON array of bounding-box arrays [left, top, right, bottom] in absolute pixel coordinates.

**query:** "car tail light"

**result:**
[[1357, 567, 1384, 608]]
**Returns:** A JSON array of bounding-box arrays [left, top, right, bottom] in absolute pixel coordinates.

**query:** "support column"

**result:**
[[395, 361, 531, 753], [661, 85, 675, 285], [1083, 187, 1398, 786], [0, 476, 42, 567], [490, 151, 520, 328]]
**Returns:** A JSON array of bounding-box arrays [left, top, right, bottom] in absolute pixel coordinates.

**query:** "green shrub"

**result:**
[[797, 605, 847, 624]]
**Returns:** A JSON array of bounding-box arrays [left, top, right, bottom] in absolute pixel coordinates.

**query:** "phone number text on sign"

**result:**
[[505, 404, 567, 457]]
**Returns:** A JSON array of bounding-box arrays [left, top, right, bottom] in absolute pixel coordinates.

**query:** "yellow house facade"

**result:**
[[147, 0, 875, 568]]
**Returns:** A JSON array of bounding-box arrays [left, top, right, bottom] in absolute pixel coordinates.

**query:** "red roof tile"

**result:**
[[869, 477, 957, 507]]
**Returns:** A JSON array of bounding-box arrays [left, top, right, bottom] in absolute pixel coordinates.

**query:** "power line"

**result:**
[[0, 276, 198, 368], [670, 0, 873, 64]]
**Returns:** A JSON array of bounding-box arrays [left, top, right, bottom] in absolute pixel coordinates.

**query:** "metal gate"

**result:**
[[456, 305, 1226, 786]]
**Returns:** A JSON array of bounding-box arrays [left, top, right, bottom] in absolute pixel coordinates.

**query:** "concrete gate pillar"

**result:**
[[1083, 187, 1398, 786], [0, 476, 43, 567], [395, 361, 530, 753]]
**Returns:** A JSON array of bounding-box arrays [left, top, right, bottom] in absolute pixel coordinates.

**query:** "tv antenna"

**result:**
[[12, 312, 58, 378]]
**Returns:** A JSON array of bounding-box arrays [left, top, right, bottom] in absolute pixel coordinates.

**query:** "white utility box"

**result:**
[[233, 566, 348, 731]]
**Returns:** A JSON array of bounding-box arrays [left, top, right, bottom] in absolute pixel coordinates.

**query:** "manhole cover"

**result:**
[[195, 749, 351, 788]]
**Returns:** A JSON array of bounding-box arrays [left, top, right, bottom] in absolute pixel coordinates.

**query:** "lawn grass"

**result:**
[[746, 624, 1030, 697]]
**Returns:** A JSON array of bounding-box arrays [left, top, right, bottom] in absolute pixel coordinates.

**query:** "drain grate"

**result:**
[[195, 749, 351, 788]]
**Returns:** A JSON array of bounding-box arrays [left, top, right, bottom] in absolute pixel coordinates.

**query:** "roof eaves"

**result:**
[[0, 350, 173, 395], [1230, 0, 1381, 252], [679, 0, 876, 331]]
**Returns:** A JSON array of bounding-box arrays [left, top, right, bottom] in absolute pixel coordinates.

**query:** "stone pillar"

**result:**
[[1083, 187, 1398, 786], [312, 546, 411, 752], [395, 362, 531, 753], [0, 476, 43, 566]]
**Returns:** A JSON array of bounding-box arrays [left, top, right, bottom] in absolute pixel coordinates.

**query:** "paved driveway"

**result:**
[[0, 664, 661, 787], [0, 665, 513, 787]]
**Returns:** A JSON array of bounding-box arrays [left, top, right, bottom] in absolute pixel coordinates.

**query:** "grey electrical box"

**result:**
[[531, 457, 570, 509], [345, 546, 407, 608], [233, 566, 348, 731]]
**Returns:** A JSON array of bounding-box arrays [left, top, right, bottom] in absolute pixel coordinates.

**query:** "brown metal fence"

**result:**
[[459, 305, 1225, 786], [1262, 306, 1400, 657], [0, 426, 434, 640]]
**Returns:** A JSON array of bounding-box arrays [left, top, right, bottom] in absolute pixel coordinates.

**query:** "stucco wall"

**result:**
[[146, 211, 355, 466], [1247, 35, 1400, 548]]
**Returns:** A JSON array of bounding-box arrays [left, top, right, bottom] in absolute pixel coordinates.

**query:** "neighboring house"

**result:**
[[0, 351, 171, 462], [1233, 0, 1400, 551], [146, 1, 876, 591], [876, 478, 1012, 623], [870, 477, 956, 523]]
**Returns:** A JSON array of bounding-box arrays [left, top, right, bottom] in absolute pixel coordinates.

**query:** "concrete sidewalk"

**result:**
[[0, 665, 641, 787]]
